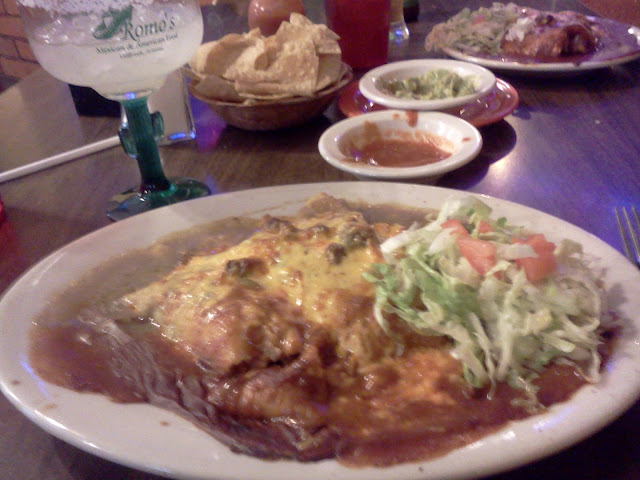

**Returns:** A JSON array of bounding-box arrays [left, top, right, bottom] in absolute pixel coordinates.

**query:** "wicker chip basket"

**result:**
[[189, 65, 353, 131]]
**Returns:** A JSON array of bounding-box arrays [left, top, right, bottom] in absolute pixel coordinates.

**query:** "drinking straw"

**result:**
[[0, 135, 120, 184]]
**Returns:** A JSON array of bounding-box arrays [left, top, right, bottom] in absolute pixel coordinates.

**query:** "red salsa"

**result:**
[[343, 121, 452, 168]]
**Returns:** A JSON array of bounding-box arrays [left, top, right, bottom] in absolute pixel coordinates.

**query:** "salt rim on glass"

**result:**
[[16, 0, 154, 13]]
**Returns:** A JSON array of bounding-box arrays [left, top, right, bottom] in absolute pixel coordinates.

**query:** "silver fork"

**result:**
[[615, 206, 640, 268]]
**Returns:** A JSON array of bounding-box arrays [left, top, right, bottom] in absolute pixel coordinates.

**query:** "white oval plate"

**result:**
[[1, 183, 640, 480], [318, 110, 482, 180], [358, 59, 496, 111]]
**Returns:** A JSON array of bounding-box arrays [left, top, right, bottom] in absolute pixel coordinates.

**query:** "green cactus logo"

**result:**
[[93, 5, 133, 39], [92, 5, 176, 43]]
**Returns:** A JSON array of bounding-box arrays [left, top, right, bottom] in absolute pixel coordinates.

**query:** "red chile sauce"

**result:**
[[343, 119, 452, 168], [403, 110, 418, 127], [26, 203, 609, 468]]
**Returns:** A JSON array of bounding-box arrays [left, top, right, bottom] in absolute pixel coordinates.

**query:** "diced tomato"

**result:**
[[441, 219, 468, 236], [477, 220, 493, 234], [443, 219, 497, 276], [513, 234, 557, 283], [526, 234, 556, 254], [472, 14, 485, 25], [456, 236, 497, 276]]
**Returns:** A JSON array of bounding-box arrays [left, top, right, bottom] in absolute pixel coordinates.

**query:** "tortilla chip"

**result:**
[[288, 13, 341, 55], [235, 90, 296, 102], [235, 77, 314, 97], [191, 74, 244, 102], [222, 39, 270, 79], [315, 53, 342, 91], [288, 12, 310, 27], [228, 29, 318, 93], [189, 29, 263, 76]]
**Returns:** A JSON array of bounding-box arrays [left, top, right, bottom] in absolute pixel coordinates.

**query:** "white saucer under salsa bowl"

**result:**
[[359, 59, 496, 111], [318, 110, 482, 180]]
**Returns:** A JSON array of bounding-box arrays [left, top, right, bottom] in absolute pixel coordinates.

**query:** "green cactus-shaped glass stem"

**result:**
[[119, 97, 171, 193], [107, 97, 210, 221]]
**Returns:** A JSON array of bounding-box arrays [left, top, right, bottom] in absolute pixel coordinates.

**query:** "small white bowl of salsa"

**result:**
[[359, 59, 496, 111], [318, 110, 482, 180]]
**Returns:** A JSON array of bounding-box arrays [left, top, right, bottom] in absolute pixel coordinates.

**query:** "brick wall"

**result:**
[[0, 0, 39, 83]]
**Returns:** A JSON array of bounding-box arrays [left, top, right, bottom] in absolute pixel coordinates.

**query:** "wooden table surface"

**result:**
[[1, 1, 639, 479]]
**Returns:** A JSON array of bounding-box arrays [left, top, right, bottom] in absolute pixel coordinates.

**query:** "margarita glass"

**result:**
[[18, 0, 210, 220]]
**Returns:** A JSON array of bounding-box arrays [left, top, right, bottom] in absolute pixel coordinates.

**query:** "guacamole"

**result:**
[[380, 69, 476, 100]]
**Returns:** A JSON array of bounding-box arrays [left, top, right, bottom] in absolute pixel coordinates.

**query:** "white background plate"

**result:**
[[359, 59, 496, 111], [317, 111, 482, 180], [1, 182, 640, 480]]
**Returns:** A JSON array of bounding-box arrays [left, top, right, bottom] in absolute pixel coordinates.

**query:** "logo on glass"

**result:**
[[92, 5, 177, 42], [93, 6, 134, 40]]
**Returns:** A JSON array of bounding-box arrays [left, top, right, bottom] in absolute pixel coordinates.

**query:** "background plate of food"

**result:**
[[425, 3, 640, 74], [1, 183, 640, 480]]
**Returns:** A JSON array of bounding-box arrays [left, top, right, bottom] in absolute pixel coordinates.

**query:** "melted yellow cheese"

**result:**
[[120, 208, 387, 373]]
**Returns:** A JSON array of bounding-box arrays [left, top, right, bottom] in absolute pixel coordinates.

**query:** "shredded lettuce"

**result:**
[[425, 3, 527, 55], [365, 196, 609, 402]]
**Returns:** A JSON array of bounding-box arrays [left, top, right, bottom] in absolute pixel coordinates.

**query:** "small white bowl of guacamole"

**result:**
[[359, 59, 496, 111]]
